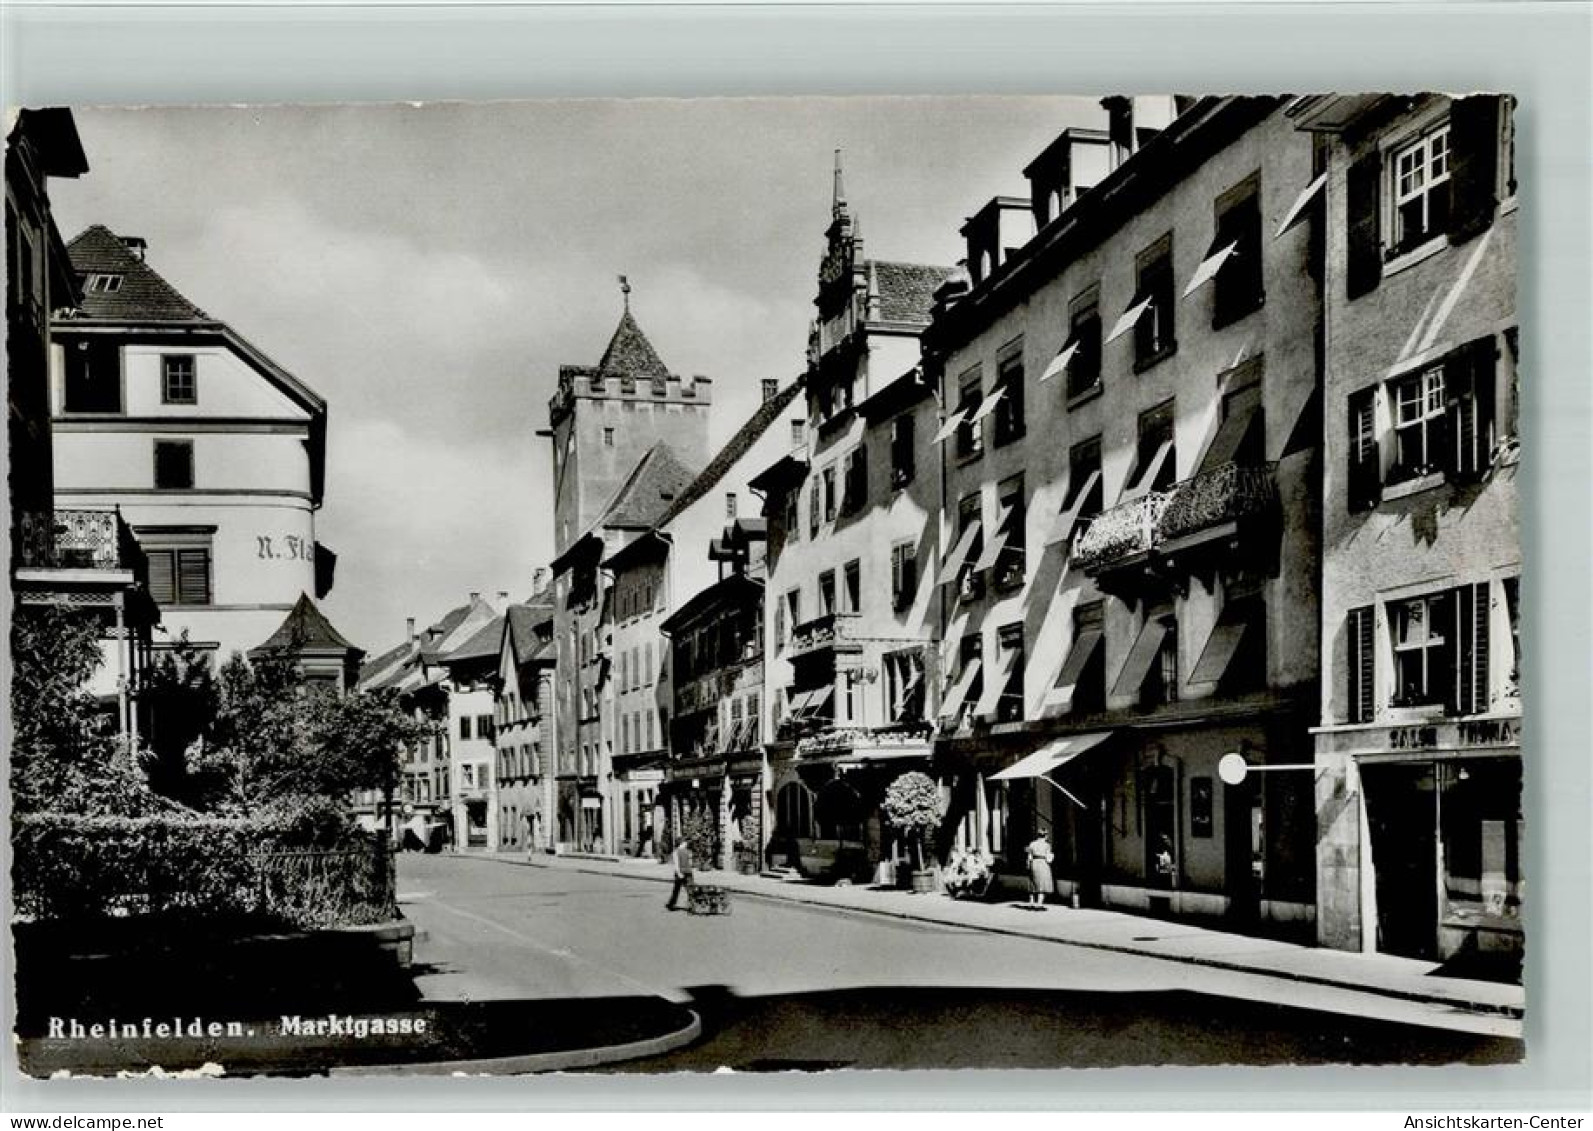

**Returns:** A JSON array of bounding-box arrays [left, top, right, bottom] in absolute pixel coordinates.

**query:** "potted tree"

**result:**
[[881, 771, 947, 894]]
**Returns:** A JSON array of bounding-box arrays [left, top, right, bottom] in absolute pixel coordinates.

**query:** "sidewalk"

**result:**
[[466, 848, 1524, 1022]]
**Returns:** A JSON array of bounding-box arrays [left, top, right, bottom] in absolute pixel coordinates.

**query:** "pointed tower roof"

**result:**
[[597, 309, 671, 378], [249, 593, 362, 659], [64, 225, 211, 322]]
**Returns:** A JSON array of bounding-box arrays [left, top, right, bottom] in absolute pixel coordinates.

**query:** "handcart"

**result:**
[[687, 882, 731, 916]]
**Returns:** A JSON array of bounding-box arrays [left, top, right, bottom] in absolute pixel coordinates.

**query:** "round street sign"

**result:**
[[1218, 752, 1250, 787]]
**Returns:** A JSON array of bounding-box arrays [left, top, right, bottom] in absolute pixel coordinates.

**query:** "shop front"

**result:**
[[1316, 716, 1523, 962]]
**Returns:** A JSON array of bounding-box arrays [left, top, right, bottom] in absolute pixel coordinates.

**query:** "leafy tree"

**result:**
[[303, 686, 428, 834], [140, 632, 218, 799], [882, 771, 948, 871], [8, 605, 168, 816]]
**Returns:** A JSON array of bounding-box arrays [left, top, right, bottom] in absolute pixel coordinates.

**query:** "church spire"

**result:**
[[832, 148, 848, 220]]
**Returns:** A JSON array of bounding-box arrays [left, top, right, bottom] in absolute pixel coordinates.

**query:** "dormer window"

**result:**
[[84, 274, 123, 293]]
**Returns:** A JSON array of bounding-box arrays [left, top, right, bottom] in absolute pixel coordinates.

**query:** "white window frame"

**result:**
[[1389, 364, 1445, 482], [1388, 117, 1451, 256], [1391, 592, 1448, 707]]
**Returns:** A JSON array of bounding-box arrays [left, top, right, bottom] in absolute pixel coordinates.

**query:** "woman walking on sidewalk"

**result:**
[[1025, 832, 1054, 909]]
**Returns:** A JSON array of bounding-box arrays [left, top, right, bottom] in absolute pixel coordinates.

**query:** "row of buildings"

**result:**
[[8, 109, 361, 748], [358, 92, 1520, 966]]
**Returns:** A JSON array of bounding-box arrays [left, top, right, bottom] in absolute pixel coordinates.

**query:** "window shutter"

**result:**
[[1347, 605, 1374, 723], [1347, 388, 1380, 511], [1445, 338, 1496, 481], [147, 549, 176, 605], [1471, 582, 1490, 714], [1450, 582, 1491, 716], [176, 548, 210, 605], [1346, 149, 1383, 300], [1448, 96, 1502, 244], [903, 544, 917, 606]]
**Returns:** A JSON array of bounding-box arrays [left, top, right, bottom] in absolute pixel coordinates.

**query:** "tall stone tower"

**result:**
[[547, 289, 713, 557]]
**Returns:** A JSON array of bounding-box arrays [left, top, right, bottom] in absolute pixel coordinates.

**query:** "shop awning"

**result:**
[[1045, 469, 1102, 546], [1196, 388, 1262, 474], [1274, 173, 1326, 239], [991, 731, 1116, 781], [1189, 603, 1256, 685], [972, 504, 1016, 572], [1039, 339, 1080, 384], [937, 659, 983, 722], [936, 520, 983, 585], [1111, 616, 1170, 700], [933, 409, 969, 444], [1182, 239, 1238, 298], [1105, 295, 1153, 345]]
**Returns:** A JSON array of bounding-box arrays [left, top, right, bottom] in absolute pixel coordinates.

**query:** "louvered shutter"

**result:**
[[1452, 582, 1491, 715], [902, 544, 917, 606], [1347, 605, 1375, 723], [1446, 337, 1497, 481], [1448, 96, 1502, 244], [1346, 149, 1383, 300], [176, 548, 211, 605], [1347, 388, 1380, 511], [147, 549, 176, 605]]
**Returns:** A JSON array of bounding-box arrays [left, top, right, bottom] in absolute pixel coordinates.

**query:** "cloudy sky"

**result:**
[[52, 96, 1100, 651]]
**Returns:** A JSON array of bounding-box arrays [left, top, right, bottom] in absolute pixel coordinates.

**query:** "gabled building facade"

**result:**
[[1292, 94, 1521, 962], [494, 585, 558, 853], [756, 157, 953, 881], [922, 96, 1323, 930], [49, 226, 348, 686]]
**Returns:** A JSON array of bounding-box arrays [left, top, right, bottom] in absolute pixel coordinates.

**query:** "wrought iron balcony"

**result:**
[[788, 611, 862, 659], [14, 508, 145, 574], [1155, 461, 1278, 545], [796, 722, 935, 760], [1074, 492, 1172, 573]]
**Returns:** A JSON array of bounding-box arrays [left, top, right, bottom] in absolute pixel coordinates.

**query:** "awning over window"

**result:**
[[936, 520, 983, 586], [937, 659, 983, 721], [1105, 295, 1153, 345], [991, 730, 1116, 781], [1189, 605, 1256, 684], [972, 504, 1016, 572], [1045, 469, 1102, 545], [1039, 339, 1081, 384], [1053, 624, 1106, 700], [1123, 440, 1173, 501], [1196, 393, 1262, 475], [932, 409, 969, 444], [973, 644, 1021, 718], [970, 386, 1007, 423], [1111, 616, 1170, 700], [787, 688, 823, 716], [1274, 173, 1327, 240], [1182, 240, 1239, 298]]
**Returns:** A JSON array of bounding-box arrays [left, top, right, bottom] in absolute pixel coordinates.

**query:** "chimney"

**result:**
[[406, 617, 416, 643], [533, 567, 547, 591], [761, 378, 779, 403], [469, 591, 481, 602], [497, 590, 509, 603], [120, 236, 148, 262]]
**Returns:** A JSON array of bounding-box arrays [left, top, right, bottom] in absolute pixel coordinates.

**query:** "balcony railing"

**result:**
[[796, 722, 935, 759], [1074, 493, 1171, 573], [1156, 461, 1278, 544], [14, 508, 144, 574], [788, 610, 862, 659], [1073, 462, 1278, 574]]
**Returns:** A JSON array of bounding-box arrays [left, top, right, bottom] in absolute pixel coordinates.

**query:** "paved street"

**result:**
[[399, 854, 1521, 1071]]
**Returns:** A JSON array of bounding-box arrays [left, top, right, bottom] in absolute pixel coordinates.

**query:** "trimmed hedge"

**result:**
[[12, 813, 396, 928]]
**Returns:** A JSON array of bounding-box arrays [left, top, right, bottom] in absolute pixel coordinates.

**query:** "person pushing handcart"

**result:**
[[664, 839, 731, 915]]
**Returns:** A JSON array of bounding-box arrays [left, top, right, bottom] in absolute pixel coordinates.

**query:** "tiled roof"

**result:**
[[656, 378, 803, 527], [598, 310, 671, 377], [603, 442, 699, 529], [418, 603, 472, 662], [446, 614, 505, 664], [507, 601, 554, 666], [870, 261, 955, 325], [64, 225, 210, 322], [358, 640, 414, 686], [250, 593, 362, 658]]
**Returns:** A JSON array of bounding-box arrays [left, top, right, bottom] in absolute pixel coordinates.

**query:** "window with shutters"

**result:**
[[1389, 366, 1447, 483], [1133, 237, 1177, 371], [1502, 576, 1520, 700], [955, 368, 984, 461], [993, 345, 1026, 446], [890, 540, 918, 612], [1451, 581, 1491, 717], [153, 439, 195, 490], [1390, 123, 1452, 255], [890, 415, 915, 487], [1390, 592, 1451, 708], [145, 544, 213, 606]]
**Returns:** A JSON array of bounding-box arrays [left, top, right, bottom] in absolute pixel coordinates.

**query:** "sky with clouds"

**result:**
[[51, 96, 1101, 652]]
